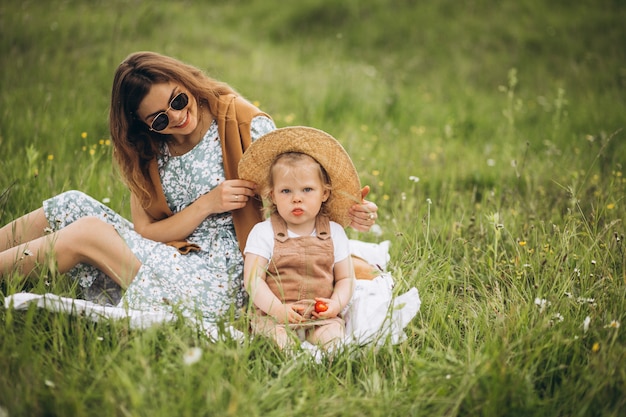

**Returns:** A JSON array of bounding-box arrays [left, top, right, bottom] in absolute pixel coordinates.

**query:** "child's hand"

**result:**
[[270, 303, 305, 324], [312, 297, 340, 319]]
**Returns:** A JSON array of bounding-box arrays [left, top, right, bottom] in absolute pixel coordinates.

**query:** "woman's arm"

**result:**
[[132, 115, 274, 243], [131, 179, 257, 243]]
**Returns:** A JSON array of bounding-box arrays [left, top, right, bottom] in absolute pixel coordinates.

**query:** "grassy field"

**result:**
[[1, 0, 625, 415]]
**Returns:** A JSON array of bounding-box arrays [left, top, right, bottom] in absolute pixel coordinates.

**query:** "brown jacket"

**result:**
[[145, 93, 270, 254]]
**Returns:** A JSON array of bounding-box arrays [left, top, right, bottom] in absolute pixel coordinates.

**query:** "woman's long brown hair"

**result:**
[[109, 51, 236, 208]]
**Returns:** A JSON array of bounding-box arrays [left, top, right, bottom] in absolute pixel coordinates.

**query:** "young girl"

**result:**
[[239, 126, 361, 349]]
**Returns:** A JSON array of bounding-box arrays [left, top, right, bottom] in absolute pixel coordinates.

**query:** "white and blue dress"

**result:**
[[42, 117, 276, 324]]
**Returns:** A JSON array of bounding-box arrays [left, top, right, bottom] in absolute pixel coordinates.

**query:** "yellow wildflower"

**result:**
[[47, 154, 54, 161], [519, 241, 526, 246], [81, 132, 88, 139], [591, 342, 600, 353], [606, 203, 615, 210], [410, 125, 426, 135]]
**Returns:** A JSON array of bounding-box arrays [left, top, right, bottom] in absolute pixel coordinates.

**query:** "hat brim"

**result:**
[[238, 126, 361, 227]]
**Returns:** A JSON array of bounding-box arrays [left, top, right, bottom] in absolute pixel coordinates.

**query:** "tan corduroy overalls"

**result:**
[[251, 213, 344, 337]]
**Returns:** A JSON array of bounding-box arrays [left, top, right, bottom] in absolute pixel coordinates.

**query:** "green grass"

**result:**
[[1, 0, 625, 415]]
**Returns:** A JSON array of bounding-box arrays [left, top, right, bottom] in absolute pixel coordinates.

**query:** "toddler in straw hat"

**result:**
[[239, 126, 361, 350]]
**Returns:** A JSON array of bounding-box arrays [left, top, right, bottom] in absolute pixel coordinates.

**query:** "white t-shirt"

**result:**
[[244, 217, 351, 265]]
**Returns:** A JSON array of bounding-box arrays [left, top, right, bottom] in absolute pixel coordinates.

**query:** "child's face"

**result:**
[[270, 158, 330, 233]]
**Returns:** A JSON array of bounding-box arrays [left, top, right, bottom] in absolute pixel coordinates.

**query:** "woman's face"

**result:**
[[135, 82, 199, 136]]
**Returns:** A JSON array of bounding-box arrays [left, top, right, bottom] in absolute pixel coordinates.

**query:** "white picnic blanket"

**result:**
[[4, 240, 420, 351]]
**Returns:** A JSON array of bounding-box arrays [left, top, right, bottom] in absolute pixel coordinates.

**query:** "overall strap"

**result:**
[[270, 212, 289, 243], [314, 215, 331, 240]]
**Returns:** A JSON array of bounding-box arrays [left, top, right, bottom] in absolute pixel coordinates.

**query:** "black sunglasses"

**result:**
[[149, 92, 189, 132]]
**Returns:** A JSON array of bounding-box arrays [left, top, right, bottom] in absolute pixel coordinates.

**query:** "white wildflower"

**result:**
[[409, 176, 420, 183], [605, 320, 620, 329], [583, 316, 591, 333], [102, 197, 111, 204], [534, 298, 550, 313], [369, 224, 383, 237], [183, 347, 203, 366], [576, 297, 596, 306]]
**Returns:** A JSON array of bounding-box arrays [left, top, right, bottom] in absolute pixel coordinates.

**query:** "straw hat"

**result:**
[[238, 126, 361, 227]]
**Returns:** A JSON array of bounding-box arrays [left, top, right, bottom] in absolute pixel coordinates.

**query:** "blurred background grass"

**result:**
[[1, 0, 625, 416], [1, 0, 624, 221]]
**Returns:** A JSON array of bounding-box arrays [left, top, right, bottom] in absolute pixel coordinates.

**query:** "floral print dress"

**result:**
[[42, 117, 275, 324]]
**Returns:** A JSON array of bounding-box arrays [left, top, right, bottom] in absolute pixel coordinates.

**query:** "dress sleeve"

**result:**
[[250, 116, 276, 141]]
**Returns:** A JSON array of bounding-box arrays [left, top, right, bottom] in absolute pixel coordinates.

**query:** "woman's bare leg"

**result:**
[[0, 216, 141, 288], [0, 208, 49, 251]]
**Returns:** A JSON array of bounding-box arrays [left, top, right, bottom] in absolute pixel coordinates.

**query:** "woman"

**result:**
[[0, 51, 378, 325]]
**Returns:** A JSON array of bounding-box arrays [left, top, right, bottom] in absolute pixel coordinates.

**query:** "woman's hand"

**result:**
[[201, 179, 256, 215], [131, 179, 257, 243], [348, 185, 378, 232]]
